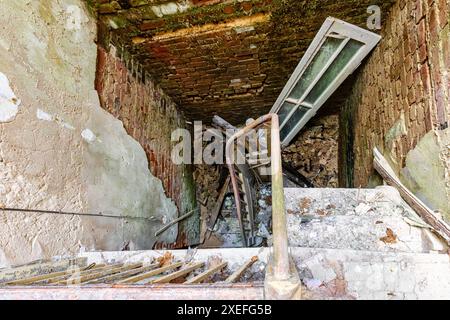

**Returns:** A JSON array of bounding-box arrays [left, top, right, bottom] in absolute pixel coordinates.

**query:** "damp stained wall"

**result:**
[[0, 0, 183, 267], [340, 0, 450, 222]]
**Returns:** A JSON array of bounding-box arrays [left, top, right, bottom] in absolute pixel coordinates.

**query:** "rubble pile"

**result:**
[[282, 114, 339, 187]]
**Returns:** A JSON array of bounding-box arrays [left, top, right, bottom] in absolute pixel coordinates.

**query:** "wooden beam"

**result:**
[[204, 177, 230, 241], [3, 261, 90, 286], [373, 147, 450, 244], [85, 263, 160, 284], [185, 262, 227, 284], [150, 262, 205, 284], [0, 258, 87, 284], [224, 256, 258, 283], [41, 264, 116, 284], [117, 262, 183, 284], [56, 263, 142, 285]]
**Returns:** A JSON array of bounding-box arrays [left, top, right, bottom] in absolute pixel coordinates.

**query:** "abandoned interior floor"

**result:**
[[0, 186, 449, 300]]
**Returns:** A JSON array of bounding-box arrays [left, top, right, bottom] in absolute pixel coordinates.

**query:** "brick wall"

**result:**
[[341, 0, 449, 189], [95, 44, 198, 246]]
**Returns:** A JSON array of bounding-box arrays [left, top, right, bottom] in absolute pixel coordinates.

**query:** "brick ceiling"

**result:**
[[88, 0, 395, 124]]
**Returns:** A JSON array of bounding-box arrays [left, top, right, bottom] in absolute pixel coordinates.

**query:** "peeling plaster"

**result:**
[[0, 72, 21, 123], [81, 128, 96, 143], [36, 108, 54, 121]]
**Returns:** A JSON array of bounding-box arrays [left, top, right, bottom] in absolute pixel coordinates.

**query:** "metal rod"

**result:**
[[269, 114, 290, 279], [155, 208, 197, 237], [0, 207, 159, 223]]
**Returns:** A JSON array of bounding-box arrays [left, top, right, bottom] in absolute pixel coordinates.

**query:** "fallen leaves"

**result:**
[[157, 252, 174, 267], [380, 228, 398, 244]]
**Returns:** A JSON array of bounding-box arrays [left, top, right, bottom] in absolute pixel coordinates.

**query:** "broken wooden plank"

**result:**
[[150, 262, 205, 284], [85, 263, 160, 284], [40, 263, 114, 284], [185, 262, 227, 284], [204, 177, 230, 242], [56, 263, 142, 285], [0, 258, 87, 285], [373, 147, 450, 244], [2, 260, 90, 286], [224, 256, 258, 283], [117, 262, 183, 284], [200, 204, 209, 244]]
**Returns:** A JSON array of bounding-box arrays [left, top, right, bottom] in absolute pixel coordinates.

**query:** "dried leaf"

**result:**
[[380, 228, 397, 244], [157, 252, 174, 267]]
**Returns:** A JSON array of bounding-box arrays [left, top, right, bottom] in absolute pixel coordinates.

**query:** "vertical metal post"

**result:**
[[269, 114, 290, 280], [224, 114, 301, 299]]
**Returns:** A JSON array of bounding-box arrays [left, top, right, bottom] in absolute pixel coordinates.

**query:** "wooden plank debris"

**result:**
[[225, 256, 258, 283], [41, 264, 116, 284], [117, 262, 183, 284], [373, 147, 450, 245], [85, 263, 160, 284], [204, 177, 230, 242], [2, 260, 91, 286], [150, 262, 205, 284], [56, 263, 142, 285], [185, 262, 227, 284], [0, 258, 87, 284]]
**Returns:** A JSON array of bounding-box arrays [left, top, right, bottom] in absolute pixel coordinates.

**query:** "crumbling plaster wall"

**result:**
[[95, 43, 198, 247], [0, 0, 180, 267], [341, 0, 450, 221]]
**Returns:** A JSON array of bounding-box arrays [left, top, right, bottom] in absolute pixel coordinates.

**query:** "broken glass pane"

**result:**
[[278, 101, 296, 124], [304, 39, 363, 104], [280, 106, 308, 141], [288, 37, 344, 100]]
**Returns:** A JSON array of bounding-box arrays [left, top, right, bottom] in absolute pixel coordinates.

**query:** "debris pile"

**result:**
[[282, 114, 339, 187]]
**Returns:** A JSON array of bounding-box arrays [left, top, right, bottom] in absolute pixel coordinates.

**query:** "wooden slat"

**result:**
[[0, 258, 87, 285], [225, 256, 258, 283], [40, 264, 116, 284], [204, 177, 230, 242], [185, 262, 227, 284], [3, 262, 90, 286], [150, 262, 205, 284], [55, 263, 142, 285], [117, 262, 183, 284], [85, 263, 160, 284], [373, 148, 450, 244]]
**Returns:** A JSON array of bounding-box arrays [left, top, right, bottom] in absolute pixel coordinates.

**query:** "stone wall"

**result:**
[[341, 0, 450, 221], [95, 44, 198, 246], [0, 0, 185, 267]]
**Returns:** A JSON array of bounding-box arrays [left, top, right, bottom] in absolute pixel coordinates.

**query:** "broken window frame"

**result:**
[[270, 17, 381, 147]]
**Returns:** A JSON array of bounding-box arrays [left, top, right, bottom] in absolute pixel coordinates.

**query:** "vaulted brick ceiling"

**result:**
[[87, 0, 395, 124]]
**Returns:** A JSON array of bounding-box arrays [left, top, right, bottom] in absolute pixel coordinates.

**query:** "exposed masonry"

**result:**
[[95, 44, 198, 246], [0, 0, 181, 266], [90, 0, 396, 123], [340, 0, 450, 220]]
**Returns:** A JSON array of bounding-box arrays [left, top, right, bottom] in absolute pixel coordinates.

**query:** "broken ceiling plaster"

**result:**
[[0, 72, 21, 123]]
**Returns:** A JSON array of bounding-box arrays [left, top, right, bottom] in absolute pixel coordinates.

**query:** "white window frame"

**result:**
[[270, 17, 381, 147]]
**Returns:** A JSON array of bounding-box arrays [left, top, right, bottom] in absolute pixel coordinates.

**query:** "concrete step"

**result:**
[[78, 246, 450, 300], [284, 186, 448, 254]]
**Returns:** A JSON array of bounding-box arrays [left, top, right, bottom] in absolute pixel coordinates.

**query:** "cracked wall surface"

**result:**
[[0, 0, 180, 267]]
